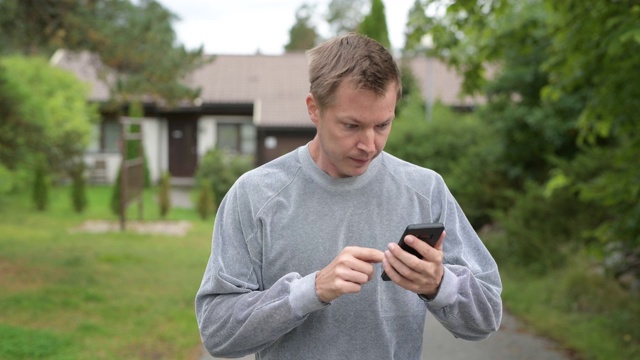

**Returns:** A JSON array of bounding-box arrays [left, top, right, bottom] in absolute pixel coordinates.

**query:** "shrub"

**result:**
[[195, 148, 253, 206], [70, 161, 87, 213], [0, 56, 98, 181], [494, 181, 605, 273], [0, 164, 14, 196], [158, 172, 171, 218], [386, 102, 507, 228], [196, 179, 215, 220], [546, 141, 640, 283], [32, 160, 49, 211]]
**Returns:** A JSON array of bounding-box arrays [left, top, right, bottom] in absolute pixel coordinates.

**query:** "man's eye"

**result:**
[[345, 124, 357, 129], [377, 122, 390, 129]]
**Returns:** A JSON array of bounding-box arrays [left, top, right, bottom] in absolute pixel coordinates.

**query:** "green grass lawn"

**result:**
[[0, 186, 214, 360], [4, 186, 639, 360]]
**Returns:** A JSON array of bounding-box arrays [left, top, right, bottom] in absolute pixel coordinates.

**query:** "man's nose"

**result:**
[[357, 129, 375, 153]]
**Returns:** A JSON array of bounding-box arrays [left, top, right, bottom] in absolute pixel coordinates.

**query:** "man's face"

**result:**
[[307, 80, 397, 178]]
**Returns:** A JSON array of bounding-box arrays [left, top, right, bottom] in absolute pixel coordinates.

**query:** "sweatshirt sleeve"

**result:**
[[195, 183, 327, 358], [424, 175, 503, 340]]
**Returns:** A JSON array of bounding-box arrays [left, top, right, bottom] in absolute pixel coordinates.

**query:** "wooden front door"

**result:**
[[168, 119, 198, 177]]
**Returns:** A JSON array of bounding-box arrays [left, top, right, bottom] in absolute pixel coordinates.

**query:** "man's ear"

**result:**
[[306, 93, 320, 126]]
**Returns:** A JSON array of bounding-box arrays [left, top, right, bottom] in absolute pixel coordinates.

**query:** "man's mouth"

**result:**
[[352, 158, 370, 165]]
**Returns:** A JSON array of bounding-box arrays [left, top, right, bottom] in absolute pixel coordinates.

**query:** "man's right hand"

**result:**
[[315, 246, 384, 303]]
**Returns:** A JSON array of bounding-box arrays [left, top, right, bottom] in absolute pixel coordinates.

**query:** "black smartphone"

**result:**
[[381, 223, 445, 281]]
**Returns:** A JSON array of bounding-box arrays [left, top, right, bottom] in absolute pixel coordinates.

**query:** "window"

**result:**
[[240, 123, 256, 154], [86, 124, 100, 152], [102, 119, 121, 153], [88, 117, 121, 153], [217, 122, 256, 155]]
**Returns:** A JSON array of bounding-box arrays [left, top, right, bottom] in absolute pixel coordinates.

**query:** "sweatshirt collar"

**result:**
[[298, 144, 382, 190]]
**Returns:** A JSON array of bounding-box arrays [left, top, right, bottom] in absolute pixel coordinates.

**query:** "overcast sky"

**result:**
[[156, 0, 416, 55]]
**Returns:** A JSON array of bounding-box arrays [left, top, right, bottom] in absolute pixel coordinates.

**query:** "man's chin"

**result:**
[[347, 164, 369, 177]]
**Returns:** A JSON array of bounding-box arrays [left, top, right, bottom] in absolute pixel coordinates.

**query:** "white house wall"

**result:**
[[84, 118, 166, 185], [141, 117, 161, 184], [85, 115, 256, 185], [83, 152, 121, 184], [198, 116, 216, 158]]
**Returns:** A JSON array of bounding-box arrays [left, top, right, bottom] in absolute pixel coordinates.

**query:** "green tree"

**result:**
[[407, 1, 566, 186], [543, 0, 640, 144], [285, 3, 319, 52], [413, 0, 586, 185], [386, 101, 504, 228], [0, 0, 206, 106], [402, 0, 430, 57], [158, 172, 171, 219], [358, 0, 391, 49], [326, 0, 367, 36], [396, 61, 421, 115], [0, 0, 206, 197], [0, 0, 77, 54], [69, 160, 88, 213], [542, 0, 640, 252], [419, 0, 640, 269], [0, 64, 22, 173], [0, 56, 97, 183], [32, 158, 49, 211]]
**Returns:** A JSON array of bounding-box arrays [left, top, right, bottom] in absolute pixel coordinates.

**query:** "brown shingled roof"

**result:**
[[50, 49, 113, 102], [185, 53, 312, 128], [407, 57, 485, 108], [51, 49, 482, 129]]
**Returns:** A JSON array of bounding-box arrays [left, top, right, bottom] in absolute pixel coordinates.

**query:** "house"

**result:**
[[51, 50, 482, 185]]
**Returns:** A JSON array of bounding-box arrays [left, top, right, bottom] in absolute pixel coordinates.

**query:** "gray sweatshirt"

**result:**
[[195, 145, 502, 360]]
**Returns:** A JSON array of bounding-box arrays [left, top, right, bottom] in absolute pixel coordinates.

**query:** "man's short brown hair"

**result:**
[[306, 33, 402, 112]]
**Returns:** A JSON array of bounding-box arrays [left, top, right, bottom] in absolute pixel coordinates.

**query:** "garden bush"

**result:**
[[70, 161, 87, 213], [32, 160, 49, 211], [386, 102, 507, 228], [196, 179, 215, 220], [195, 148, 253, 206], [157, 171, 171, 218], [493, 180, 607, 273]]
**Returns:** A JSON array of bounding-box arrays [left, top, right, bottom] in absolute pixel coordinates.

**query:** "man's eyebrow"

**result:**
[[338, 115, 395, 124], [379, 116, 395, 124], [337, 115, 361, 123]]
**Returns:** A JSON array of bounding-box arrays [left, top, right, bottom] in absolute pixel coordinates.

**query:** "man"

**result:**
[[196, 33, 502, 360]]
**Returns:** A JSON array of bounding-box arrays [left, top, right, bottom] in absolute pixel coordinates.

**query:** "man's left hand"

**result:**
[[382, 230, 446, 299]]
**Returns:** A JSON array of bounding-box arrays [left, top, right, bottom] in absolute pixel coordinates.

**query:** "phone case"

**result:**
[[381, 223, 445, 281]]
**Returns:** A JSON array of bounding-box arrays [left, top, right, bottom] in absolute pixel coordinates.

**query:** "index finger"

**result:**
[[344, 246, 385, 263]]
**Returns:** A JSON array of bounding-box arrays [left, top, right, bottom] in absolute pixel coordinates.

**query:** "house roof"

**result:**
[[185, 53, 312, 128], [51, 49, 483, 129], [50, 49, 113, 102], [406, 57, 484, 108]]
